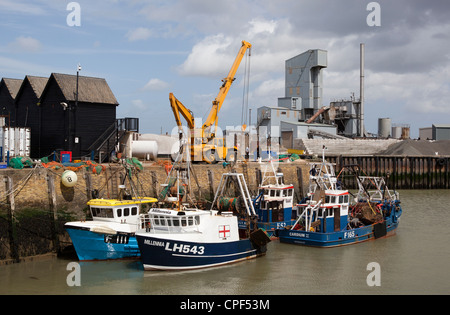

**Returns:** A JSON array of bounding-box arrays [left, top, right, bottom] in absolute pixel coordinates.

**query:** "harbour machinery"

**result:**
[[169, 40, 252, 163]]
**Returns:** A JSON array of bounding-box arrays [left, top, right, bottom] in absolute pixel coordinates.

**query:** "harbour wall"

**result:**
[[329, 155, 450, 190]]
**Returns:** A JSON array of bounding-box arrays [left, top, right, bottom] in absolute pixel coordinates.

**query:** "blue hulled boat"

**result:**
[[65, 197, 157, 260], [277, 153, 402, 247]]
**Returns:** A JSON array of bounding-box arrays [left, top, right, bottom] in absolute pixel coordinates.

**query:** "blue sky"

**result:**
[[1, 0, 449, 138]]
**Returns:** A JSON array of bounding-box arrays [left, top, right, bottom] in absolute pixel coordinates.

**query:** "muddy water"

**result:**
[[1, 190, 449, 295]]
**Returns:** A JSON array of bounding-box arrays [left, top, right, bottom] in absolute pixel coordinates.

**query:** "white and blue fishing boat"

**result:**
[[65, 196, 157, 260], [243, 162, 295, 238], [277, 151, 402, 247], [135, 170, 270, 271]]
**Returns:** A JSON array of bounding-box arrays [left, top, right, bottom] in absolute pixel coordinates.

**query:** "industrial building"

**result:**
[[432, 124, 450, 140], [256, 49, 340, 150], [278, 49, 328, 120], [254, 44, 427, 156]]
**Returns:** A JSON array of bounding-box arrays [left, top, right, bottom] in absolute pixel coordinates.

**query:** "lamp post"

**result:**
[[71, 63, 81, 154]]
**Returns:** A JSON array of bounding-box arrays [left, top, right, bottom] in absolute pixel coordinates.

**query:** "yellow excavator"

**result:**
[[170, 40, 252, 163]]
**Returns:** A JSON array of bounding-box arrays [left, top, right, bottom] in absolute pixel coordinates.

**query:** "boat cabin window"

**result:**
[[276, 190, 281, 197], [151, 215, 200, 227], [288, 189, 293, 196], [116, 206, 138, 218], [339, 196, 343, 203], [91, 207, 114, 218], [270, 190, 275, 197]]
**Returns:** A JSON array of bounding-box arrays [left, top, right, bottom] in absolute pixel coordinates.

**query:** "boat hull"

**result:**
[[240, 219, 297, 239], [278, 218, 399, 248], [66, 227, 140, 261], [136, 234, 263, 270]]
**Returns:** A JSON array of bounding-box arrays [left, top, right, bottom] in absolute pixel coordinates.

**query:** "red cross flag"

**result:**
[[219, 225, 231, 238]]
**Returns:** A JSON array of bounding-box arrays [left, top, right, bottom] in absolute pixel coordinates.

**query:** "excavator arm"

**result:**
[[202, 40, 252, 131], [169, 92, 195, 130]]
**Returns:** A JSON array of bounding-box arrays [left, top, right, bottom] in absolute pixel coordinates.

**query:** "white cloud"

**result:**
[[247, 18, 277, 38], [177, 34, 235, 77], [8, 36, 42, 52], [142, 78, 169, 91], [0, 0, 47, 15], [131, 99, 147, 110], [126, 27, 154, 41]]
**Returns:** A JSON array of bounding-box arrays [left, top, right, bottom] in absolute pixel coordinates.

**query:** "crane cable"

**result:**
[[241, 48, 251, 128]]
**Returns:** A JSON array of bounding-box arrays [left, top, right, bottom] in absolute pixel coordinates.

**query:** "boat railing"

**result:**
[[290, 200, 322, 231], [356, 176, 399, 202]]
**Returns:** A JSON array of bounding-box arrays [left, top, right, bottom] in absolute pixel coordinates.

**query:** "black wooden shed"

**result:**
[[0, 77, 23, 126], [14, 75, 48, 157], [37, 73, 119, 159]]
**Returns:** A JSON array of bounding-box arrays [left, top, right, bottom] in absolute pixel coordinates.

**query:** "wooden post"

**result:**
[[255, 168, 262, 187], [46, 172, 60, 254], [446, 158, 449, 189], [207, 170, 215, 200], [296, 167, 304, 201], [4, 175, 19, 262], [84, 168, 92, 200], [151, 171, 158, 197]]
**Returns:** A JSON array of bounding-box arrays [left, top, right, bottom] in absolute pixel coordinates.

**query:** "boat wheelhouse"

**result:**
[[246, 162, 296, 237], [65, 197, 156, 261]]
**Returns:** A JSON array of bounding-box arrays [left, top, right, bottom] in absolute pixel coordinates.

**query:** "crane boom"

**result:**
[[202, 40, 252, 130]]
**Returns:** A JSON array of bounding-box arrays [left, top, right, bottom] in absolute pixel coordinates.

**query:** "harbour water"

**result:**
[[1, 190, 449, 295]]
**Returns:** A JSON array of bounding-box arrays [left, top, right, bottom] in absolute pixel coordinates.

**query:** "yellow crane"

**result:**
[[170, 40, 252, 163]]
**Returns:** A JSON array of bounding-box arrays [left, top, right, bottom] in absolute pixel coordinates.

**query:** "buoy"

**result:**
[[61, 170, 77, 187]]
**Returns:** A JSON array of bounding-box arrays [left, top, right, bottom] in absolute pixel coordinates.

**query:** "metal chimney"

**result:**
[[360, 43, 365, 137]]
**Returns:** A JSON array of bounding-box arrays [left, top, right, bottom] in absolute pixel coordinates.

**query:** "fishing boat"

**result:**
[[277, 150, 402, 247], [65, 196, 157, 260], [135, 169, 270, 271], [240, 162, 295, 238]]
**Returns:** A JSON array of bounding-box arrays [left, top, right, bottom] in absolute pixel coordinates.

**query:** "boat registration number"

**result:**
[[344, 231, 356, 238], [165, 242, 205, 255]]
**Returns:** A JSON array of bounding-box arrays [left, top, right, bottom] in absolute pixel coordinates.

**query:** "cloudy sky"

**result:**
[[1, 0, 449, 138]]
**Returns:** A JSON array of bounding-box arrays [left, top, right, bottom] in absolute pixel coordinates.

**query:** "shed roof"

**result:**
[[0, 78, 23, 98], [41, 73, 119, 105], [15, 75, 48, 101]]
